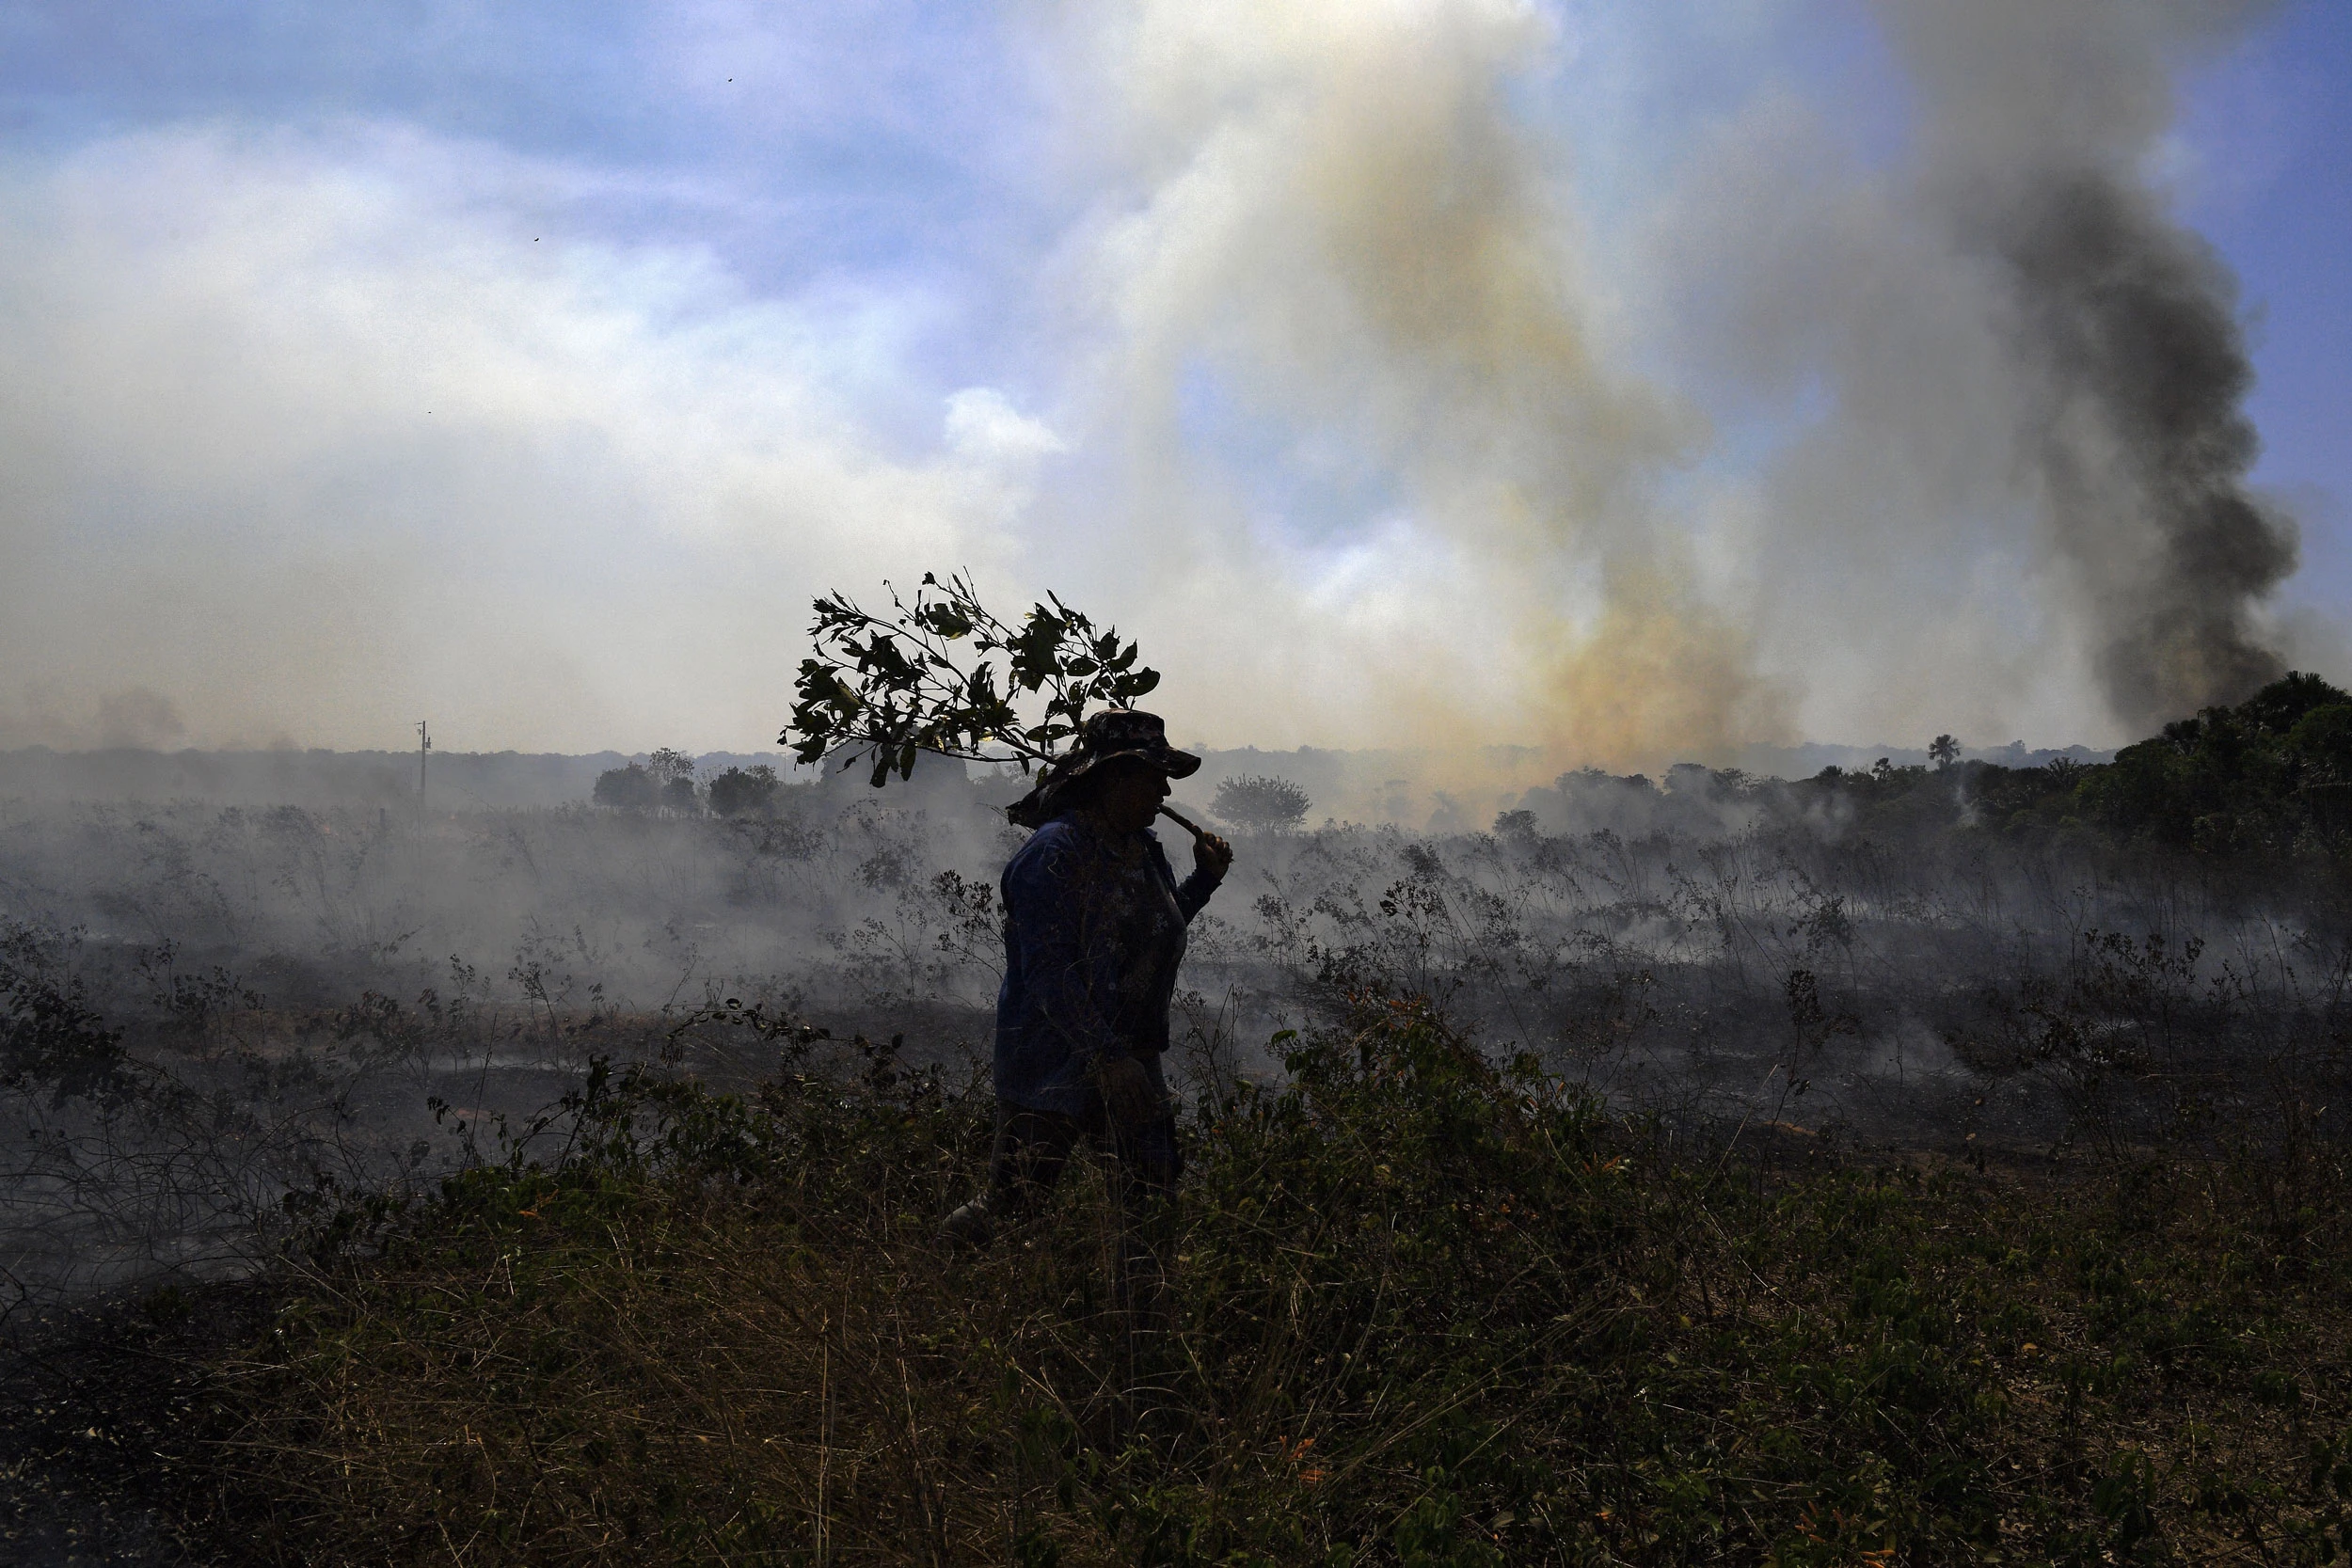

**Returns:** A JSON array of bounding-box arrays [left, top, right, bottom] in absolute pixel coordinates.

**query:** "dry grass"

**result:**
[[183, 1006, 2352, 1565]]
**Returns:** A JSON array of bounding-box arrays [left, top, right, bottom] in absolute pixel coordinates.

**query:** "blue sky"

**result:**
[[0, 0, 2343, 758], [0, 2, 1057, 437]]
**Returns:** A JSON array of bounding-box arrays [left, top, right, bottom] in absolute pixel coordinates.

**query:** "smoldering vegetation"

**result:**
[[7, 701, 2351, 1322]]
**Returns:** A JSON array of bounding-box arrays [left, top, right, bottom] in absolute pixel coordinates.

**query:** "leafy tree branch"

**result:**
[[782, 571, 1162, 787]]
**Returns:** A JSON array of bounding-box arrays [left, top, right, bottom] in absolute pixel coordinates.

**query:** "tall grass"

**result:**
[[192, 999, 2352, 1565]]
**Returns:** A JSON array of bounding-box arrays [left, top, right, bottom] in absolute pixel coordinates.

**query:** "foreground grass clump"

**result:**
[[200, 1004, 2352, 1565]]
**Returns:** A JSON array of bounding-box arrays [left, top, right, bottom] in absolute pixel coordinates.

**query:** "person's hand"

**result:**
[[1095, 1054, 1165, 1130], [1192, 829, 1233, 880]]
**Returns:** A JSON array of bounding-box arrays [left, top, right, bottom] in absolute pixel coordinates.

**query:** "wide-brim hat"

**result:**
[[1063, 708, 1201, 781], [1006, 708, 1199, 826]]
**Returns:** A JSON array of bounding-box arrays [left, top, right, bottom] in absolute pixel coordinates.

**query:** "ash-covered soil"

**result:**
[[0, 1281, 267, 1567]]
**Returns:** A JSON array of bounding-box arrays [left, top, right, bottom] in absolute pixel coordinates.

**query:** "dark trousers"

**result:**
[[987, 1101, 1181, 1212], [989, 1101, 1182, 1323]]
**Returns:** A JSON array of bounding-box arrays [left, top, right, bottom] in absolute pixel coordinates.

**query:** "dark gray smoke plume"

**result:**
[[1887, 0, 2297, 730], [1997, 177, 2295, 726]]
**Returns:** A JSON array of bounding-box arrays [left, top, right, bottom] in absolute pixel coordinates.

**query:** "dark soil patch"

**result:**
[[0, 1279, 266, 1566]]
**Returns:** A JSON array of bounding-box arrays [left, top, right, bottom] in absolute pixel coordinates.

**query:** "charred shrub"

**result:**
[[0, 919, 130, 1104]]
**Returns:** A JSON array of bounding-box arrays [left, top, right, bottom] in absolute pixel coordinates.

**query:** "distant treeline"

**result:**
[[1956, 671, 2352, 856], [8, 676, 2347, 858], [0, 746, 806, 810], [591, 749, 789, 818], [1509, 671, 2352, 863]]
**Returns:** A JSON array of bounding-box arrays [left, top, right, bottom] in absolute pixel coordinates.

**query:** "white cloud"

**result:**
[[0, 125, 1012, 752], [944, 388, 1067, 464]]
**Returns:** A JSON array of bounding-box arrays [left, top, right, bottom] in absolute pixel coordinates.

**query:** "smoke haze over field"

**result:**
[[0, 2, 2342, 764]]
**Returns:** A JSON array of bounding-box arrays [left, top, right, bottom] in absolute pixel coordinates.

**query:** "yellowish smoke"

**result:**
[[1061, 0, 1788, 768]]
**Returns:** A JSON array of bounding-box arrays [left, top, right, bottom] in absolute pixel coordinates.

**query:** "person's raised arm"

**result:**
[[1155, 808, 1232, 920]]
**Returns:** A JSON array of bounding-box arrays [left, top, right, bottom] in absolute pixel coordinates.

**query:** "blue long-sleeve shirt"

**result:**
[[993, 813, 1224, 1117]]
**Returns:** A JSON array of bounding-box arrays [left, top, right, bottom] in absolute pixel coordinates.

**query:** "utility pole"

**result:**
[[417, 720, 432, 800]]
